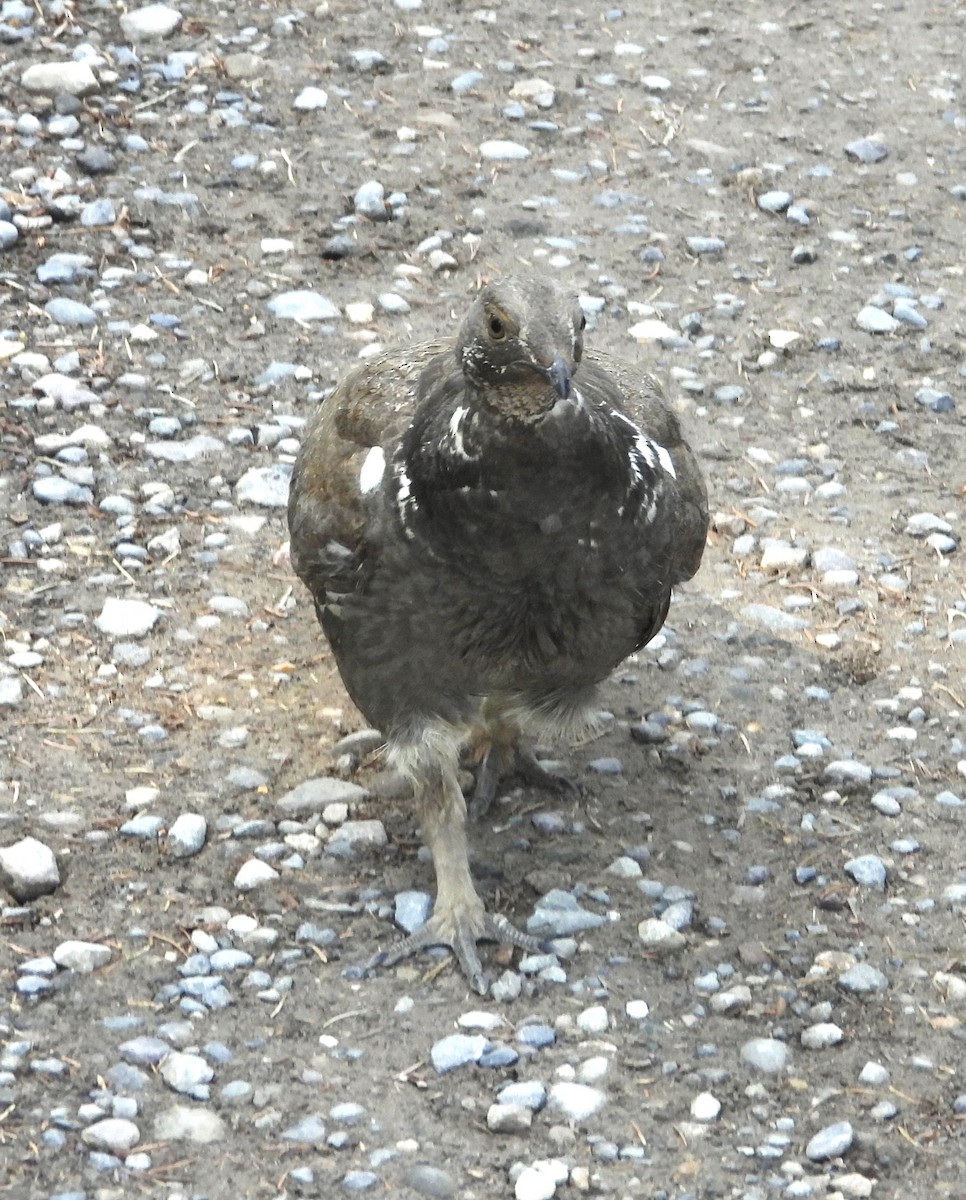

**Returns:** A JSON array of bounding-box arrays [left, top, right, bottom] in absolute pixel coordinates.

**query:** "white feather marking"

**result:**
[[359, 445, 385, 494], [654, 441, 677, 478], [446, 405, 473, 460], [634, 433, 658, 470]]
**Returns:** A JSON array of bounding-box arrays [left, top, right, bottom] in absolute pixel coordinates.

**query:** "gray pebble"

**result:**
[[856, 305, 899, 334], [53, 940, 111, 972], [757, 190, 792, 213], [45, 297, 97, 326], [32, 476, 93, 505], [267, 290, 341, 321], [276, 776, 367, 816], [0, 836, 60, 900], [394, 890, 432, 933], [838, 963, 888, 994], [805, 1119, 854, 1161], [235, 463, 293, 507], [164, 813, 207, 858], [430, 1033, 489, 1073], [527, 889, 605, 937], [740, 1038, 789, 1074], [686, 235, 726, 255], [403, 1164, 456, 1199], [844, 854, 887, 889], [159, 1051, 213, 1099]]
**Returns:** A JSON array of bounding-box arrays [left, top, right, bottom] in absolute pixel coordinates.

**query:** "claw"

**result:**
[[368, 907, 543, 995]]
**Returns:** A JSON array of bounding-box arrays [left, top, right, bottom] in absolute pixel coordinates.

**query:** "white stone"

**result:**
[[628, 318, 678, 341], [625, 999, 650, 1020], [0, 836, 60, 900], [691, 1091, 721, 1121], [514, 1160, 569, 1200], [575, 1005, 609, 1034], [293, 86, 328, 111], [153, 1105, 227, 1142], [53, 940, 111, 972], [119, 4, 182, 39], [637, 917, 686, 951], [233, 859, 279, 890], [547, 1082, 605, 1122], [95, 598, 162, 638], [487, 1102, 532, 1133], [479, 139, 530, 161], [81, 1118, 140, 1153], [21, 61, 100, 97], [160, 1051, 213, 1095]]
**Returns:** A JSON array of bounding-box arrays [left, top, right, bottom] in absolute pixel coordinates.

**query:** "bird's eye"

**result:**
[[488, 314, 506, 339]]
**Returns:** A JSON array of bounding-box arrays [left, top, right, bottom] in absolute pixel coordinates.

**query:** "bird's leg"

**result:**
[[369, 761, 541, 993], [470, 715, 579, 820]]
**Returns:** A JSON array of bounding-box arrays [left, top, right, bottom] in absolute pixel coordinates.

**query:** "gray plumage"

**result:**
[[288, 274, 709, 991]]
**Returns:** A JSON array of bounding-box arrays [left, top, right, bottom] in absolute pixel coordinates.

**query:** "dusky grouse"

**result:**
[[287, 274, 709, 992]]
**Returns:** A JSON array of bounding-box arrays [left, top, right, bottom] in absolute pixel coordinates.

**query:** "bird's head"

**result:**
[[456, 276, 586, 422]]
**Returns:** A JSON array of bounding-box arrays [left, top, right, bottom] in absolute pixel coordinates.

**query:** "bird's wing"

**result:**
[[287, 339, 448, 599], [582, 350, 709, 586]]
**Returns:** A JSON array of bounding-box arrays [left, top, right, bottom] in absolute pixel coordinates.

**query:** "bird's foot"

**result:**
[[470, 741, 580, 820], [368, 903, 542, 995]]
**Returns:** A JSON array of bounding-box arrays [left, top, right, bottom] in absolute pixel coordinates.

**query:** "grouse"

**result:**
[[287, 274, 709, 993]]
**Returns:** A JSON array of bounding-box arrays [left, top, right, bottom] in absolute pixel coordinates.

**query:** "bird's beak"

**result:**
[[546, 355, 572, 400]]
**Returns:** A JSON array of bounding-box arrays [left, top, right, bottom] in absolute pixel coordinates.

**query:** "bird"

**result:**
[[287, 274, 709, 993]]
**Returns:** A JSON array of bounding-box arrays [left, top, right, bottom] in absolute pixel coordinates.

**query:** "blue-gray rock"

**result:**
[[119, 814, 165, 839], [281, 1115, 327, 1143], [805, 1120, 854, 1161], [32, 476, 93, 505], [164, 813, 207, 858], [45, 297, 97, 326], [209, 949, 253, 972], [119, 1036, 172, 1066], [893, 300, 927, 329], [235, 463, 293, 507], [527, 889, 605, 937], [394, 890, 432, 934], [915, 387, 954, 413], [515, 1023, 555, 1050], [824, 760, 872, 787], [498, 1080, 547, 1110], [845, 136, 887, 162], [430, 1033, 489, 1072], [844, 855, 887, 890], [838, 963, 888, 994], [451, 70, 484, 93], [0, 220, 18, 249]]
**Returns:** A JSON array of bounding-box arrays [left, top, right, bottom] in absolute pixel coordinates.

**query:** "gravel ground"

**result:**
[[1, 1, 965, 1198]]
